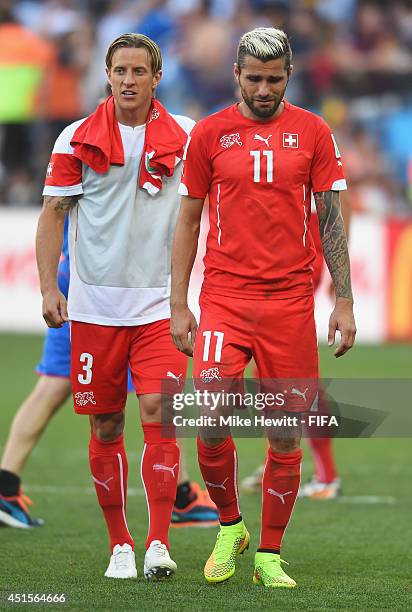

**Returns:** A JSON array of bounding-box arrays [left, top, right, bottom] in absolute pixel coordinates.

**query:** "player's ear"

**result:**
[[288, 64, 293, 77], [234, 63, 240, 81], [152, 69, 162, 91], [105, 82, 112, 99]]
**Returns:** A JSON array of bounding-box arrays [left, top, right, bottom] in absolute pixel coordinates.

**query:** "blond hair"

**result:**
[[237, 27, 292, 70], [106, 33, 162, 73]]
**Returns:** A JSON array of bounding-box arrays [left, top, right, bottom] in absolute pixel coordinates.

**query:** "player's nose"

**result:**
[[257, 83, 270, 98], [122, 70, 135, 86]]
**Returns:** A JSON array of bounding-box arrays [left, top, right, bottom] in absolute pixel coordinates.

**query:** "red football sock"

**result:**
[[89, 431, 134, 552], [197, 436, 241, 523], [141, 422, 179, 550], [305, 387, 338, 483], [307, 437, 337, 483], [259, 447, 302, 551]]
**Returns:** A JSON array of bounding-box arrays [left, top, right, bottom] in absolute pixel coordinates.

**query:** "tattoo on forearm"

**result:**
[[314, 191, 353, 300], [44, 195, 78, 212]]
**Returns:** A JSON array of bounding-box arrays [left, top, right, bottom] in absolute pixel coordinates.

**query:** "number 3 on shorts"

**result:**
[[78, 352, 93, 384], [202, 331, 224, 362]]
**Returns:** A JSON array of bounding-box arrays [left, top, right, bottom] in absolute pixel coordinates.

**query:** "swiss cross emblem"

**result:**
[[46, 162, 54, 178], [148, 108, 160, 123], [220, 133, 243, 149], [75, 391, 96, 406], [283, 133, 298, 148]]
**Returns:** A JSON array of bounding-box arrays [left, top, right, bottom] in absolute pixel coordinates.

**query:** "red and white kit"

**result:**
[[44, 107, 193, 413], [180, 101, 346, 405], [180, 100, 346, 552], [43, 98, 193, 557]]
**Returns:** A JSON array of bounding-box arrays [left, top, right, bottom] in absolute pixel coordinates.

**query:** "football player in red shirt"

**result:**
[[170, 28, 356, 588]]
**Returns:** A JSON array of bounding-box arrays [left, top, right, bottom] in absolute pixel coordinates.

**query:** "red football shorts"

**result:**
[[71, 319, 187, 415], [193, 292, 319, 413]]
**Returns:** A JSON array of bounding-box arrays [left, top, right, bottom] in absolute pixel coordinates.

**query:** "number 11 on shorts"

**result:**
[[78, 352, 93, 384], [202, 331, 224, 362]]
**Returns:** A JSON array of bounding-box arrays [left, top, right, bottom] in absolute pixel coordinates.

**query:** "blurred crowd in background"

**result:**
[[0, 0, 411, 216]]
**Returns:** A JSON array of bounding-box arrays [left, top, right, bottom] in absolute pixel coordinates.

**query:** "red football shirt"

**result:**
[[179, 101, 346, 299]]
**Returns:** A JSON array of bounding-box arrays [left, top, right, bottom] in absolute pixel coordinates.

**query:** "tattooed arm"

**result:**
[[36, 195, 78, 328], [314, 190, 356, 357], [314, 190, 352, 299]]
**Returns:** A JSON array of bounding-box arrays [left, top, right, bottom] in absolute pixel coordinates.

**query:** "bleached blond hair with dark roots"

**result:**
[[237, 27, 292, 71]]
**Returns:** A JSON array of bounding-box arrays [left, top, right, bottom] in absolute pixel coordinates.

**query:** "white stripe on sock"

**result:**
[[140, 443, 150, 536], [117, 452, 133, 542], [233, 448, 240, 515]]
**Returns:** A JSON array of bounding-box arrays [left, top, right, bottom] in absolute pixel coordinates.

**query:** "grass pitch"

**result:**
[[0, 334, 411, 610]]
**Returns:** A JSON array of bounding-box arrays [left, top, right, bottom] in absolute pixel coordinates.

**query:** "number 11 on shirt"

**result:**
[[250, 150, 273, 183], [202, 331, 224, 362]]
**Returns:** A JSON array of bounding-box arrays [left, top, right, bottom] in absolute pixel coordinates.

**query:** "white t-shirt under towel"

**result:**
[[43, 115, 195, 326]]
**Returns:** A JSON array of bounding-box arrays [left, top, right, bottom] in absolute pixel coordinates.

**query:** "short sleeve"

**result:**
[[43, 121, 84, 196], [172, 113, 196, 137], [310, 119, 347, 192], [178, 121, 212, 199]]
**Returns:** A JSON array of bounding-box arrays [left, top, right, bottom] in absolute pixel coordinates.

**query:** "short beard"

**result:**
[[240, 84, 287, 119]]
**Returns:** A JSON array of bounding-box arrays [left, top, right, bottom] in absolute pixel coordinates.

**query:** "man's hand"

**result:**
[[42, 288, 69, 328], [328, 298, 356, 358], [170, 305, 198, 356]]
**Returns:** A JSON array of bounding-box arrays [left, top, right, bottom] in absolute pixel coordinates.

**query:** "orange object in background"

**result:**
[[44, 63, 82, 121], [0, 23, 54, 122], [41, 29, 87, 122], [387, 220, 412, 341]]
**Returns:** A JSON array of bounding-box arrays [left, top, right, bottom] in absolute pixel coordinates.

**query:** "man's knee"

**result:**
[[90, 411, 125, 441], [139, 393, 162, 422], [268, 436, 301, 453], [198, 433, 230, 448]]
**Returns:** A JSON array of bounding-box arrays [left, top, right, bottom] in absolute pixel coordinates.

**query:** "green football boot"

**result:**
[[204, 520, 250, 583], [253, 552, 296, 588]]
